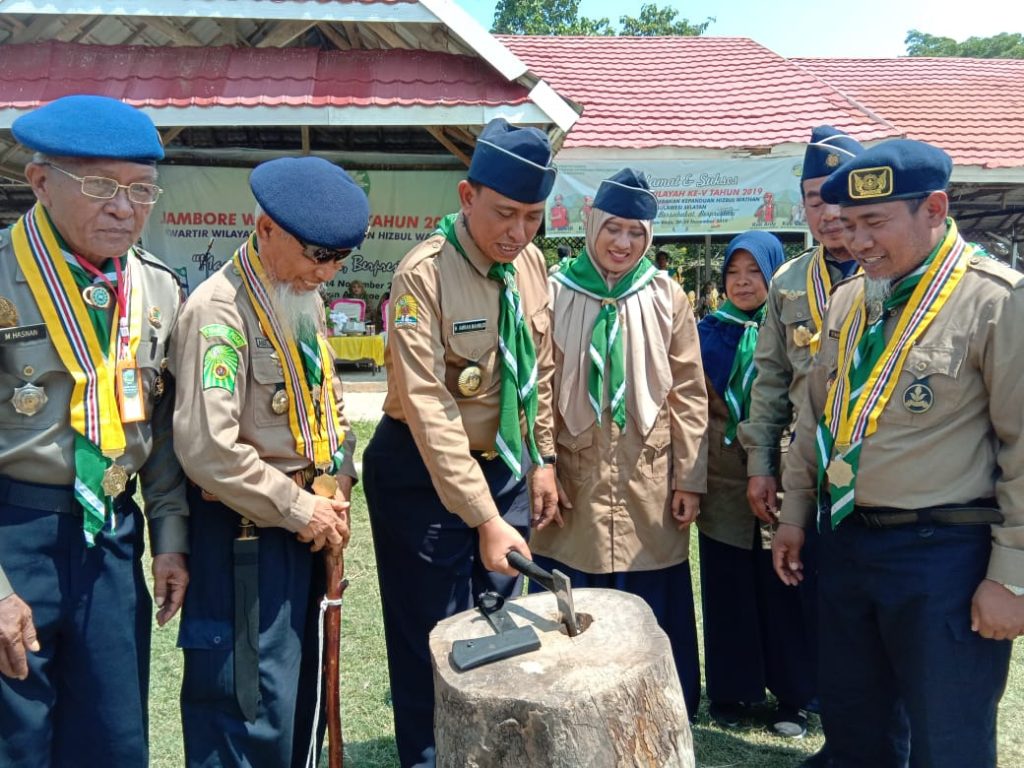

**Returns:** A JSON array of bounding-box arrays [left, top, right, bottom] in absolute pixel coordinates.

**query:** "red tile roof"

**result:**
[[0, 40, 529, 110], [500, 35, 898, 150], [793, 57, 1024, 168]]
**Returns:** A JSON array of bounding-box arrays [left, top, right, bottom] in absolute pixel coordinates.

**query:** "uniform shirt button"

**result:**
[[796, 312, 806, 319], [22, 365, 34, 378], [915, 361, 927, 372], [213, 635, 222, 645]]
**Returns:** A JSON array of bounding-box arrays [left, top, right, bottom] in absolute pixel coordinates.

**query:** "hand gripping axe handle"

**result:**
[[506, 552, 581, 637]]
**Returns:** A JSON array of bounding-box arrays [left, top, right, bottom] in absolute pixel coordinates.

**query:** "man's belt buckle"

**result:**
[[479, 450, 498, 461]]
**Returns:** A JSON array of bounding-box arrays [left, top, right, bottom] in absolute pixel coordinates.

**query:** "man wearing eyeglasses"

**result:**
[[0, 95, 189, 766], [169, 156, 362, 767]]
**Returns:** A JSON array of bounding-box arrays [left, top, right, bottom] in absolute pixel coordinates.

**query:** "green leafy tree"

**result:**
[[491, 0, 612, 35], [619, 3, 713, 36], [905, 30, 1024, 58]]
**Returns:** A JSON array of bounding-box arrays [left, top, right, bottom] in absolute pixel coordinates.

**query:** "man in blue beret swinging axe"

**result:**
[[170, 156, 365, 767]]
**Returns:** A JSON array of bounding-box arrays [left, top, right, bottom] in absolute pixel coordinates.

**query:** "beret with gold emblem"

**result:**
[[821, 138, 953, 207]]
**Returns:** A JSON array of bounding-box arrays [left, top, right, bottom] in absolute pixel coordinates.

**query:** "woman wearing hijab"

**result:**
[[697, 231, 815, 737], [530, 168, 708, 719]]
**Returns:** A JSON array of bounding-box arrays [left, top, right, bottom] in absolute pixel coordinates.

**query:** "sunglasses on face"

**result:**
[[299, 241, 353, 265]]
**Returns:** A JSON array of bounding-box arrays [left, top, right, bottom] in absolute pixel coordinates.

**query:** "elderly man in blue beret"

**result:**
[[170, 156, 363, 767], [0, 94, 189, 766], [775, 138, 1024, 767], [363, 117, 560, 767]]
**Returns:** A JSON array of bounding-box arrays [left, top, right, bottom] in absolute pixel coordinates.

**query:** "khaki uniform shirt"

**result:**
[[382, 216, 555, 528], [0, 227, 188, 599], [170, 261, 356, 531], [530, 278, 708, 573], [699, 385, 771, 551], [739, 248, 850, 476], [781, 250, 1024, 586]]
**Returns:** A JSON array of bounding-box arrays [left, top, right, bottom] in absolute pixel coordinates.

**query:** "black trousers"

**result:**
[[364, 416, 529, 768]]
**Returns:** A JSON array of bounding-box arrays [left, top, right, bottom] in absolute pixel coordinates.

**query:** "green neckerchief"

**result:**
[[711, 299, 766, 445], [552, 248, 658, 428], [435, 213, 540, 478], [815, 254, 934, 528]]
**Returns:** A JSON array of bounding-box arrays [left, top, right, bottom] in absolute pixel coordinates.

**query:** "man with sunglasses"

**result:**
[[364, 117, 560, 767], [0, 95, 189, 766], [170, 156, 363, 767]]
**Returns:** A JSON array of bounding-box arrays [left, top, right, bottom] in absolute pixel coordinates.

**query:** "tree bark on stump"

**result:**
[[429, 587, 694, 768]]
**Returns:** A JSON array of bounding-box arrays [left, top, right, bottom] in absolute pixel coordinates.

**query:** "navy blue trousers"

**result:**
[[178, 487, 326, 768], [817, 520, 1012, 768], [531, 554, 702, 719], [364, 416, 529, 768], [698, 531, 817, 709], [0, 480, 151, 768]]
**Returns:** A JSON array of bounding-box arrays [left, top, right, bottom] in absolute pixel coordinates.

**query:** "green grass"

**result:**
[[148, 419, 1024, 767]]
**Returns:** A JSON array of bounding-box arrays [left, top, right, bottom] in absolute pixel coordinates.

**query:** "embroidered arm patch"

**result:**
[[200, 323, 247, 349], [202, 343, 240, 392]]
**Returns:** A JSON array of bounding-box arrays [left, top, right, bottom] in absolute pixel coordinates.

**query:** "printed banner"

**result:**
[[141, 165, 464, 309], [547, 157, 808, 237]]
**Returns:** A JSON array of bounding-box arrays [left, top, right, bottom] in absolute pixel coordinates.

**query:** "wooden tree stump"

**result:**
[[429, 588, 694, 768]]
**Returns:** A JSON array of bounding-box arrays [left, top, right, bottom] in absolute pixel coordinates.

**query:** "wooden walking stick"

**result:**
[[312, 473, 349, 768], [324, 548, 348, 768]]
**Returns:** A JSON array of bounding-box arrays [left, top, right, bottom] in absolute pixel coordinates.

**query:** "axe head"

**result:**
[[551, 568, 581, 637]]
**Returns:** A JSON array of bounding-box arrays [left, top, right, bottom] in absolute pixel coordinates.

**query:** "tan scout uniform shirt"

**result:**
[[170, 261, 357, 531], [699, 386, 770, 550], [781, 250, 1024, 587], [0, 227, 188, 599], [382, 215, 555, 527], [739, 248, 852, 476], [530, 277, 708, 574]]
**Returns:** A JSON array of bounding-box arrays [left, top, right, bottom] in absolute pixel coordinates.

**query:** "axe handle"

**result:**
[[506, 551, 554, 593], [324, 551, 346, 768]]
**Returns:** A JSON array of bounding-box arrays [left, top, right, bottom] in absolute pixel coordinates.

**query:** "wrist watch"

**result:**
[[539, 454, 557, 468]]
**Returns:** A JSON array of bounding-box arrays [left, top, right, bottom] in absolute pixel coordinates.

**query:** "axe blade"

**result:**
[[551, 568, 581, 637]]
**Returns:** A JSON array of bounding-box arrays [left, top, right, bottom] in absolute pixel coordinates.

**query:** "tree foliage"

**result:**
[[491, 0, 612, 36], [492, 1, 711, 37], [905, 30, 1024, 58], [619, 4, 713, 36]]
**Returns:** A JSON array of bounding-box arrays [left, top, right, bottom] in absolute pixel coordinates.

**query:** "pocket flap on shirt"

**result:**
[[556, 428, 594, 453]]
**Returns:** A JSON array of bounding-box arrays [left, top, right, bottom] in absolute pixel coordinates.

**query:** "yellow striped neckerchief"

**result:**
[[233, 233, 342, 469], [818, 219, 970, 525], [806, 245, 858, 355], [10, 204, 143, 457]]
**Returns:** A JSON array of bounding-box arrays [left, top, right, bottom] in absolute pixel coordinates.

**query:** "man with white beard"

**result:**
[[170, 157, 364, 767], [774, 139, 1024, 768]]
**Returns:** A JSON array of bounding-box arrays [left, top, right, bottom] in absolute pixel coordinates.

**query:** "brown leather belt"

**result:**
[[850, 500, 1001, 529], [191, 466, 315, 502]]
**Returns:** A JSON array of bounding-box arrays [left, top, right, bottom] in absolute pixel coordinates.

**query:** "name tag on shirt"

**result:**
[[255, 336, 273, 349], [829, 329, 841, 339], [453, 319, 487, 335], [0, 324, 47, 344]]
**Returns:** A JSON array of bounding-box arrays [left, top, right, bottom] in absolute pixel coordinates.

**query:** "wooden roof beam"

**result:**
[[141, 16, 204, 46], [316, 22, 352, 51], [256, 20, 316, 48], [425, 127, 471, 168]]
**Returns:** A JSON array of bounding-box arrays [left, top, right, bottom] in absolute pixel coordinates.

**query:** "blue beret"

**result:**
[[801, 125, 863, 182], [250, 157, 370, 249], [723, 230, 785, 283], [820, 138, 952, 207], [468, 118, 556, 204], [12, 94, 164, 163], [594, 168, 658, 221]]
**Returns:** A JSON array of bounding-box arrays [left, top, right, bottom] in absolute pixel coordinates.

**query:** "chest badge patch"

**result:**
[[458, 365, 483, 396], [0, 296, 19, 327], [11, 382, 47, 416], [394, 294, 419, 329], [792, 325, 812, 348], [903, 381, 934, 414]]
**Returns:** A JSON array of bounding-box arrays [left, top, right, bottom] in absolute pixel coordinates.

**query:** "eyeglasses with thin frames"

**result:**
[[44, 162, 163, 205]]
